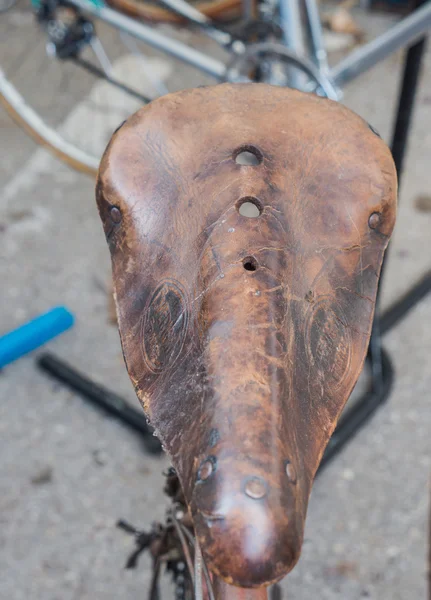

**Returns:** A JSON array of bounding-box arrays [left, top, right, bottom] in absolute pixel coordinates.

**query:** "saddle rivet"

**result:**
[[368, 212, 381, 229], [285, 460, 297, 484], [228, 227, 235, 233], [110, 206, 122, 224], [198, 457, 216, 481], [244, 476, 267, 499]]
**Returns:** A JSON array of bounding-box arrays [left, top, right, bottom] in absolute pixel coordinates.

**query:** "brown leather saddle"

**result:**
[[96, 83, 397, 593]]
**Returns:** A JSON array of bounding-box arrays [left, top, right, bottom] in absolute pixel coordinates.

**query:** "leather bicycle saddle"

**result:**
[[96, 83, 397, 589]]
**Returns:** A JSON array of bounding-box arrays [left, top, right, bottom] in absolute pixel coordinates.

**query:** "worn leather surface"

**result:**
[[96, 83, 397, 588]]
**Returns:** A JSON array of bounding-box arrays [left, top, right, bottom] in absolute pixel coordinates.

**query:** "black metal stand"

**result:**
[[320, 20, 431, 471], [37, 352, 163, 455]]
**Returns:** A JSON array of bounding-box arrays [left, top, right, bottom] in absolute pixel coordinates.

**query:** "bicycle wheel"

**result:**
[[0, 0, 190, 176]]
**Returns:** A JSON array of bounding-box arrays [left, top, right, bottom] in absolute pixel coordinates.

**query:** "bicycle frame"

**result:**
[[6, 0, 427, 178], [52, 0, 431, 95]]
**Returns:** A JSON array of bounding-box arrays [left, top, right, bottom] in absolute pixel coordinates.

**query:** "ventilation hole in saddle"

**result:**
[[234, 146, 263, 166], [243, 256, 258, 272], [237, 197, 263, 218]]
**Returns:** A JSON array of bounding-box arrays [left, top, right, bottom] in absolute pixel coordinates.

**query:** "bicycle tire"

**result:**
[[0, 0, 173, 178], [0, 69, 99, 176]]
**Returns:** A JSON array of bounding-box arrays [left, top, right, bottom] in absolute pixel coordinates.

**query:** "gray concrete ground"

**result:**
[[1, 7, 430, 600]]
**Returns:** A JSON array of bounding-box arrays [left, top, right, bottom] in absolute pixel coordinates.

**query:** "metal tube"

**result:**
[[279, 0, 307, 89], [213, 578, 269, 600], [375, 0, 427, 306], [319, 348, 394, 473], [391, 35, 428, 180], [241, 0, 254, 21], [331, 2, 431, 87], [67, 0, 227, 79], [160, 0, 213, 25], [279, 0, 306, 52], [37, 352, 163, 454], [380, 271, 431, 335], [158, 0, 232, 47], [304, 0, 329, 73]]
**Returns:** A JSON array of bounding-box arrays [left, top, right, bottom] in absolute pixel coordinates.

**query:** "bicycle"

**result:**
[[1, 1, 431, 599], [1, 0, 430, 177]]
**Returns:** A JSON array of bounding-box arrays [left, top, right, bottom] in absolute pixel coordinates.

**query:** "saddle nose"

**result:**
[[192, 455, 304, 587], [185, 242, 308, 586]]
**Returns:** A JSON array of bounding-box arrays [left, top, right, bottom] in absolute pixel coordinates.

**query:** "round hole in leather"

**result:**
[[242, 256, 258, 272], [237, 196, 262, 217], [233, 145, 263, 166]]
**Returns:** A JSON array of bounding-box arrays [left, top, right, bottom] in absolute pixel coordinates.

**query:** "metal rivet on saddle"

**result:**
[[369, 212, 382, 229], [244, 476, 268, 499], [110, 206, 122, 224], [285, 461, 297, 485], [197, 456, 217, 482]]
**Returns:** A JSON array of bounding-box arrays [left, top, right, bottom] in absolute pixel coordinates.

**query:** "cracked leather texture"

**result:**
[[96, 83, 397, 589]]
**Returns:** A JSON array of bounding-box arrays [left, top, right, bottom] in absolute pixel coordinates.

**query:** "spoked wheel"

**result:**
[[0, 0, 184, 176]]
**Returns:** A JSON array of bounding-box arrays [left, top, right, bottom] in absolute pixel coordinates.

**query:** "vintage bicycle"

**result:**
[[2, 1, 431, 599]]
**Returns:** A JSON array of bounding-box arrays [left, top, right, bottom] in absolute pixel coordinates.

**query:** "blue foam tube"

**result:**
[[0, 307, 74, 369]]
